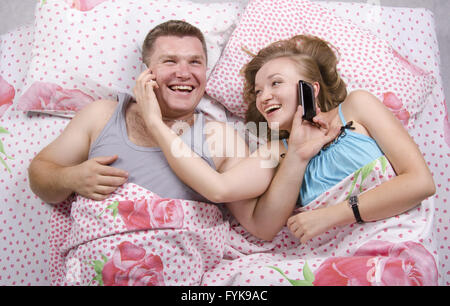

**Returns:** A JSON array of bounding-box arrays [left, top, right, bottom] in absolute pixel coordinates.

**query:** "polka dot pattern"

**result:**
[[206, 0, 436, 129], [48, 183, 228, 285], [16, 0, 245, 116], [0, 0, 449, 286], [201, 158, 438, 285]]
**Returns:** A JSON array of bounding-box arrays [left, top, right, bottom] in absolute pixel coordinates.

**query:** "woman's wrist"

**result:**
[[330, 201, 356, 228]]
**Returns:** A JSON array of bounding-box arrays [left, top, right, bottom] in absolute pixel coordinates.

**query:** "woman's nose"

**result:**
[[259, 88, 273, 102]]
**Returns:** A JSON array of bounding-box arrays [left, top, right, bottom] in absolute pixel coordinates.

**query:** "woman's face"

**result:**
[[254, 57, 306, 132]]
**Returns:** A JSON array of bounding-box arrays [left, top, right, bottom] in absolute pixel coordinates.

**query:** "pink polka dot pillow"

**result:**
[[17, 0, 244, 116], [206, 0, 436, 127]]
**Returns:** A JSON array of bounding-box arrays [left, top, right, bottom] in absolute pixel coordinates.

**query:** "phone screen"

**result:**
[[299, 80, 316, 122]]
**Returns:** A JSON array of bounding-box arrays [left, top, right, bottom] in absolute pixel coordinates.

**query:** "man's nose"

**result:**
[[175, 62, 191, 78]]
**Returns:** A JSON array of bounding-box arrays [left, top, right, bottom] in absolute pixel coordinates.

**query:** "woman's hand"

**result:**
[[133, 68, 161, 126], [287, 207, 338, 243], [288, 106, 340, 161]]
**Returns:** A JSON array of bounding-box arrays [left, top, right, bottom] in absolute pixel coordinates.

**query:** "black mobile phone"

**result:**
[[298, 80, 316, 122]]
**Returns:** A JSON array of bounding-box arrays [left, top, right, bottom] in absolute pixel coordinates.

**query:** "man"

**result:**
[[28, 20, 250, 204], [29, 20, 337, 241]]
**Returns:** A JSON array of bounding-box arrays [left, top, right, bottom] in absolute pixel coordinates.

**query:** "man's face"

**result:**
[[146, 35, 207, 118]]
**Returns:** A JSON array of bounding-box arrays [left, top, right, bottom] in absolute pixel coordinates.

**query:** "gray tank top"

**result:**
[[89, 93, 215, 203]]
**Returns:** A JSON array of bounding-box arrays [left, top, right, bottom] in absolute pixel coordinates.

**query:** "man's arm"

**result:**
[[28, 100, 128, 203]]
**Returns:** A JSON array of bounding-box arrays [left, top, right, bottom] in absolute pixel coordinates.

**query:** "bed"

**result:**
[[0, 0, 448, 286]]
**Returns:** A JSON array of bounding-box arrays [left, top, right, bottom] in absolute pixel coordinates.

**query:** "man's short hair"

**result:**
[[142, 20, 207, 65]]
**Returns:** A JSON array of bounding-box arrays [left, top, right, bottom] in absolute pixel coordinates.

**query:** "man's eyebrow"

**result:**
[[158, 54, 205, 61]]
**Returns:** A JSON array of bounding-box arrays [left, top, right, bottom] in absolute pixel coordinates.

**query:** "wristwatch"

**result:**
[[348, 196, 364, 224]]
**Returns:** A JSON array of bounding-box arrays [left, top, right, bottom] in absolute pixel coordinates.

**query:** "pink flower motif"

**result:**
[[313, 240, 438, 286], [392, 49, 428, 77], [65, 0, 108, 11], [0, 76, 15, 117], [17, 81, 94, 112], [383, 92, 410, 126], [118, 197, 184, 230], [149, 198, 184, 228], [102, 241, 165, 286]]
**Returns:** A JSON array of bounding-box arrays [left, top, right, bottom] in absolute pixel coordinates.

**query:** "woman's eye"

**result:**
[[255, 89, 261, 96]]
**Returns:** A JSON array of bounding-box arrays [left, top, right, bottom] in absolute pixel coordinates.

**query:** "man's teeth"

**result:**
[[265, 105, 281, 113], [170, 85, 193, 92]]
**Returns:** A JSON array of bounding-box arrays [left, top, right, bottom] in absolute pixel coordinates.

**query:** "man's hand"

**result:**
[[68, 155, 128, 201]]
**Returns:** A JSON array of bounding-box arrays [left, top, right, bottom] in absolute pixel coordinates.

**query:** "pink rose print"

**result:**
[[65, 0, 108, 11], [149, 198, 184, 228], [118, 197, 184, 230], [0, 76, 15, 117], [17, 81, 95, 112], [314, 240, 438, 286], [118, 200, 152, 230], [101, 241, 165, 286], [383, 92, 410, 126]]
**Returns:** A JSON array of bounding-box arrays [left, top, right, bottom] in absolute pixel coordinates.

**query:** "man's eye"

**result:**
[[272, 81, 281, 86]]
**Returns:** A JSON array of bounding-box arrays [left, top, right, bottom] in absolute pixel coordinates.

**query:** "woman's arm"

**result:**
[[287, 90, 436, 243], [149, 118, 276, 203], [133, 69, 275, 203], [345, 90, 435, 219], [227, 107, 341, 240]]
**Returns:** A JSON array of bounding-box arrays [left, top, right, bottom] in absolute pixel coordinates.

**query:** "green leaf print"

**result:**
[[97, 200, 120, 220], [346, 156, 387, 200], [268, 262, 315, 286], [379, 156, 388, 174], [87, 254, 109, 286], [0, 126, 13, 173], [347, 169, 361, 200], [359, 159, 377, 192]]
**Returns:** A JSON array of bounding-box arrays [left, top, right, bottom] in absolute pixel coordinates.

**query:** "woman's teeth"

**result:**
[[265, 104, 281, 114]]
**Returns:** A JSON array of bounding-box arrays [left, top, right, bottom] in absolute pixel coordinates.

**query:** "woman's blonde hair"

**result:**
[[243, 35, 347, 138]]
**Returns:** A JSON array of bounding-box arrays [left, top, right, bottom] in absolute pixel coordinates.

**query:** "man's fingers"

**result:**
[[98, 174, 128, 187], [98, 165, 129, 178], [94, 185, 119, 196], [91, 193, 110, 202], [93, 155, 119, 165]]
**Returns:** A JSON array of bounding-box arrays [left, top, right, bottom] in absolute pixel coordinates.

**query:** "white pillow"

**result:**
[[17, 0, 244, 116]]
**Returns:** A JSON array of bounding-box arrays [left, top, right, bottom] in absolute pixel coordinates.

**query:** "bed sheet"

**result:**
[[0, 3, 449, 285]]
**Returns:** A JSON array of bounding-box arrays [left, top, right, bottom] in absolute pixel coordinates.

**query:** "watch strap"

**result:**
[[348, 196, 364, 224]]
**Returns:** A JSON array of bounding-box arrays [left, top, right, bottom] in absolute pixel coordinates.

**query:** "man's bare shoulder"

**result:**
[[73, 99, 117, 123]]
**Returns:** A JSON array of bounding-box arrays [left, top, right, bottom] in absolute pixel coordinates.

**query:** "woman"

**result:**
[[135, 35, 435, 242]]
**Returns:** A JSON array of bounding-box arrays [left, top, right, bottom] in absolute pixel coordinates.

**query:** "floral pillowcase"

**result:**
[[205, 0, 436, 128], [17, 0, 244, 117]]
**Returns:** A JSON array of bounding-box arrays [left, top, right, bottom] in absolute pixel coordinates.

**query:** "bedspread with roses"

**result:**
[[49, 156, 439, 286], [49, 183, 228, 285], [201, 156, 439, 286]]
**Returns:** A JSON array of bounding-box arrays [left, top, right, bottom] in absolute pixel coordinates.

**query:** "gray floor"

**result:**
[[0, 0, 448, 109]]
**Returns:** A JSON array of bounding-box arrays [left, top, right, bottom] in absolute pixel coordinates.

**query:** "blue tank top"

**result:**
[[89, 93, 215, 203], [282, 104, 384, 206]]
